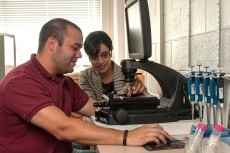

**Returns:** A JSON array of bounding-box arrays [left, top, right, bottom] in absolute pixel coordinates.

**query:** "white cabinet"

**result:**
[[0, 34, 16, 80]]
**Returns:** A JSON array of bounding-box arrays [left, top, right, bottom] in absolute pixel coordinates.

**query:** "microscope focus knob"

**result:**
[[113, 108, 128, 123]]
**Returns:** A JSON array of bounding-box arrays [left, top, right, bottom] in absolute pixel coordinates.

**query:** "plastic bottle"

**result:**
[[202, 124, 224, 153], [186, 123, 207, 153]]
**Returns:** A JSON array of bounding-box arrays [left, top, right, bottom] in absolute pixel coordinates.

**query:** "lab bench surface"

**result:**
[[96, 134, 188, 153], [90, 116, 230, 153]]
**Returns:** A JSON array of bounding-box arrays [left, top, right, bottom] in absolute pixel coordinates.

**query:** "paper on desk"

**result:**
[[159, 122, 194, 135]]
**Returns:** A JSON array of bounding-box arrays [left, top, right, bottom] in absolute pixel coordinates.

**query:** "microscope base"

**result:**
[[95, 108, 192, 125]]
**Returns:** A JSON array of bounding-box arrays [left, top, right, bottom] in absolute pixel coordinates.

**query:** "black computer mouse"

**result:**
[[144, 137, 171, 146]]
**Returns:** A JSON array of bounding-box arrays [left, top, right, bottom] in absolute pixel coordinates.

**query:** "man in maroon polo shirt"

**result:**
[[0, 18, 169, 153]]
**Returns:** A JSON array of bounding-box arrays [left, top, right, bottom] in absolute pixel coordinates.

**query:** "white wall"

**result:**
[[145, 0, 230, 127], [145, 0, 230, 93], [102, 0, 126, 64], [149, 0, 230, 73]]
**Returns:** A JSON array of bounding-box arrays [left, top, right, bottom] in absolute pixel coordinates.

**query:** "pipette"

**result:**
[[203, 66, 211, 124], [210, 70, 217, 124], [187, 65, 196, 121], [195, 64, 203, 122], [216, 69, 225, 125]]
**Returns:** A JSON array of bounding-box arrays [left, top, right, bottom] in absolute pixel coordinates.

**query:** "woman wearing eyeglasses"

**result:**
[[80, 31, 146, 101]]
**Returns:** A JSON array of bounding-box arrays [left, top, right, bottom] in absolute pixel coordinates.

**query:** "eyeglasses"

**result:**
[[89, 51, 111, 61]]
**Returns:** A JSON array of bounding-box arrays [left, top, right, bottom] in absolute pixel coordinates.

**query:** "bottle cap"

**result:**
[[214, 124, 224, 132], [197, 123, 207, 131]]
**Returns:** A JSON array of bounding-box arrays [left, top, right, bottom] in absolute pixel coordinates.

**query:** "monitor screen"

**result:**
[[125, 0, 152, 60]]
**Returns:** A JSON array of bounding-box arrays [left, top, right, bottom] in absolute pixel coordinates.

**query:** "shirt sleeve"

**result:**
[[72, 84, 89, 112], [3, 76, 54, 122], [79, 71, 97, 100]]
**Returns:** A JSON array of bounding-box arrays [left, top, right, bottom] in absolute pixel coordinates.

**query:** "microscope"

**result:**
[[94, 0, 195, 125], [94, 59, 194, 125]]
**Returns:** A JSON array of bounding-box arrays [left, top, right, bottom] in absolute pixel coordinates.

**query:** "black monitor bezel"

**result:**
[[125, 0, 152, 60]]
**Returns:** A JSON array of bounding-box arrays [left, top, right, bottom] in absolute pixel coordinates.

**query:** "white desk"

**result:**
[[96, 138, 230, 153], [91, 117, 230, 153], [96, 134, 188, 153]]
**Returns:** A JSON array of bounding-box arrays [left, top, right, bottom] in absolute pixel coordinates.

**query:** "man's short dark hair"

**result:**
[[37, 18, 82, 53]]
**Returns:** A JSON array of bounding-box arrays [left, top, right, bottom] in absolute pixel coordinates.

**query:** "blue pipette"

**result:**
[[195, 64, 203, 122], [210, 70, 217, 124], [187, 65, 196, 120], [203, 66, 211, 124]]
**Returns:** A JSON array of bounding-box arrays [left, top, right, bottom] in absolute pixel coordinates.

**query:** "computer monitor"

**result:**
[[125, 0, 152, 60]]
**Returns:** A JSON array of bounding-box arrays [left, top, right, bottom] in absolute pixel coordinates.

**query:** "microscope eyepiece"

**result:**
[[121, 59, 137, 82]]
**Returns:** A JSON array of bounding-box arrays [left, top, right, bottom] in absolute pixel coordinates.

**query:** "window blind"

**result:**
[[0, 0, 101, 65]]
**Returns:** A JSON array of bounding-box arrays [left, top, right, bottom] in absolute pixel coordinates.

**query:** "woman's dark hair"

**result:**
[[84, 31, 113, 57], [37, 18, 82, 53]]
